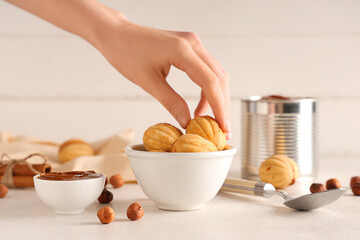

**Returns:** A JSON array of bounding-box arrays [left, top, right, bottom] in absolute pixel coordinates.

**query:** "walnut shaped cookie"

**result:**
[[186, 116, 226, 151], [172, 134, 217, 153], [143, 123, 183, 152], [58, 139, 95, 163], [258, 154, 299, 189]]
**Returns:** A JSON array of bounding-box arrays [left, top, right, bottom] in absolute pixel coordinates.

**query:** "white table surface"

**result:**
[[1, 156, 360, 240]]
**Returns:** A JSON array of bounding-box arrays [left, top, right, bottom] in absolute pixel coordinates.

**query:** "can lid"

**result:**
[[242, 96, 317, 114], [243, 95, 316, 102]]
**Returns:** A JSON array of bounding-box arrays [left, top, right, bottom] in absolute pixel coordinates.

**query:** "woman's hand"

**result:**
[[5, 0, 231, 138], [93, 17, 231, 138]]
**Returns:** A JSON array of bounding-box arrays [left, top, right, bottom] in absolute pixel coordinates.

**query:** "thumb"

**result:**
[[149, 79, 191, 129]]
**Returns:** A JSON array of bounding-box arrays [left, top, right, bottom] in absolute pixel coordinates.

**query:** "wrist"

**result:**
[[84, 4, 129, 50]]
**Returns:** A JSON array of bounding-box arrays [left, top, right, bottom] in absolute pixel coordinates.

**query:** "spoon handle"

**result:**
[[221, 177, 276, 198]]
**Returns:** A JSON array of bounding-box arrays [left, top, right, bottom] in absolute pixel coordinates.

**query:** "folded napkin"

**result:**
[[0, 129, 136, 182]]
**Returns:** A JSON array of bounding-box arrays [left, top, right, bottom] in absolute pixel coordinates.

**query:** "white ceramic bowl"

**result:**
[[34, 174, 105, 214], [125, 144, 237, 211]]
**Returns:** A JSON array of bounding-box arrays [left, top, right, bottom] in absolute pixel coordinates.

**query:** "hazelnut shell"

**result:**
[[97, 206, 115, 224], [0, 184, 8, 198], [326, 178, 341, 190], [127, 203, 144, 221], [98, 188, 113, 204], [310, 183, 327, 193], [351, 182, 360, 196], [350, 176, 360, 188], [110, 174, 124, 188]]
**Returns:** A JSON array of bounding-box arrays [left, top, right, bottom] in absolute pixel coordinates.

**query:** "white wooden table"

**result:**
[[1, 156, 360, 240]]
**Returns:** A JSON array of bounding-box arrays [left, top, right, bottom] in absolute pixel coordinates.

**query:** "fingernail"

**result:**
[[225, 132, 232, 140], [178, 115, 189, 129]]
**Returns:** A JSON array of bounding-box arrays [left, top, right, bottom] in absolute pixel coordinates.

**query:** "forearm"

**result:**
[[5, 0, 127, 47], [5, 0, 231, 133]]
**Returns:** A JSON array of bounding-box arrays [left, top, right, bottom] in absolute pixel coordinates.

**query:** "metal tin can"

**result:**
[[241, 96, 317, 181]]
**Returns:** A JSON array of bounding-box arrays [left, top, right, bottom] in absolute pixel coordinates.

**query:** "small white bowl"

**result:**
[[34, 174, 105, 214], [125, 144, 237, 211]]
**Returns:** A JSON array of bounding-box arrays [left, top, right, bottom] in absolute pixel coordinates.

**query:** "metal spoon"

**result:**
[[221, 178, 346, 211]]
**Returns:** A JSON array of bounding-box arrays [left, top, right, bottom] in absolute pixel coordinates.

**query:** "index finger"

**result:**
[[171, 47, 230, 133]]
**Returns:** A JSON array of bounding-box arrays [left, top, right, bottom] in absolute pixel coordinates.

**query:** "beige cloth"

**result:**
[[0, 129, 136, 182]]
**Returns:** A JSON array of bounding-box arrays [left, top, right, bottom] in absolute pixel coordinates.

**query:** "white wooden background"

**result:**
[[1, 0, 360, 172]]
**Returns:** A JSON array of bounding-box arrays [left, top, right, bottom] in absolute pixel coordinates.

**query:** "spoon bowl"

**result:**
[[282, 188, 346, 211], [221, 178, 346, 211]]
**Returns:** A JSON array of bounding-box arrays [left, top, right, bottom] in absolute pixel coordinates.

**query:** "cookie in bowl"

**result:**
[[172, 134, 217, 152], [143, 123, 183, 152], [186, 115, 226, 151]]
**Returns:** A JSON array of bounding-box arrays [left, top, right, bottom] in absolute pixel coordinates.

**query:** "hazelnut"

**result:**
[[97, 206, 115, 224], [0, 184, 8, 198], [351, 182, 360, 196], [110, 174, 124, 188], [326, 178, 341, 190], [350, 176, 360, 188], [310, 183, 327, 193], [98, 189, 113, 204], [127, 203, 144, 221]]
